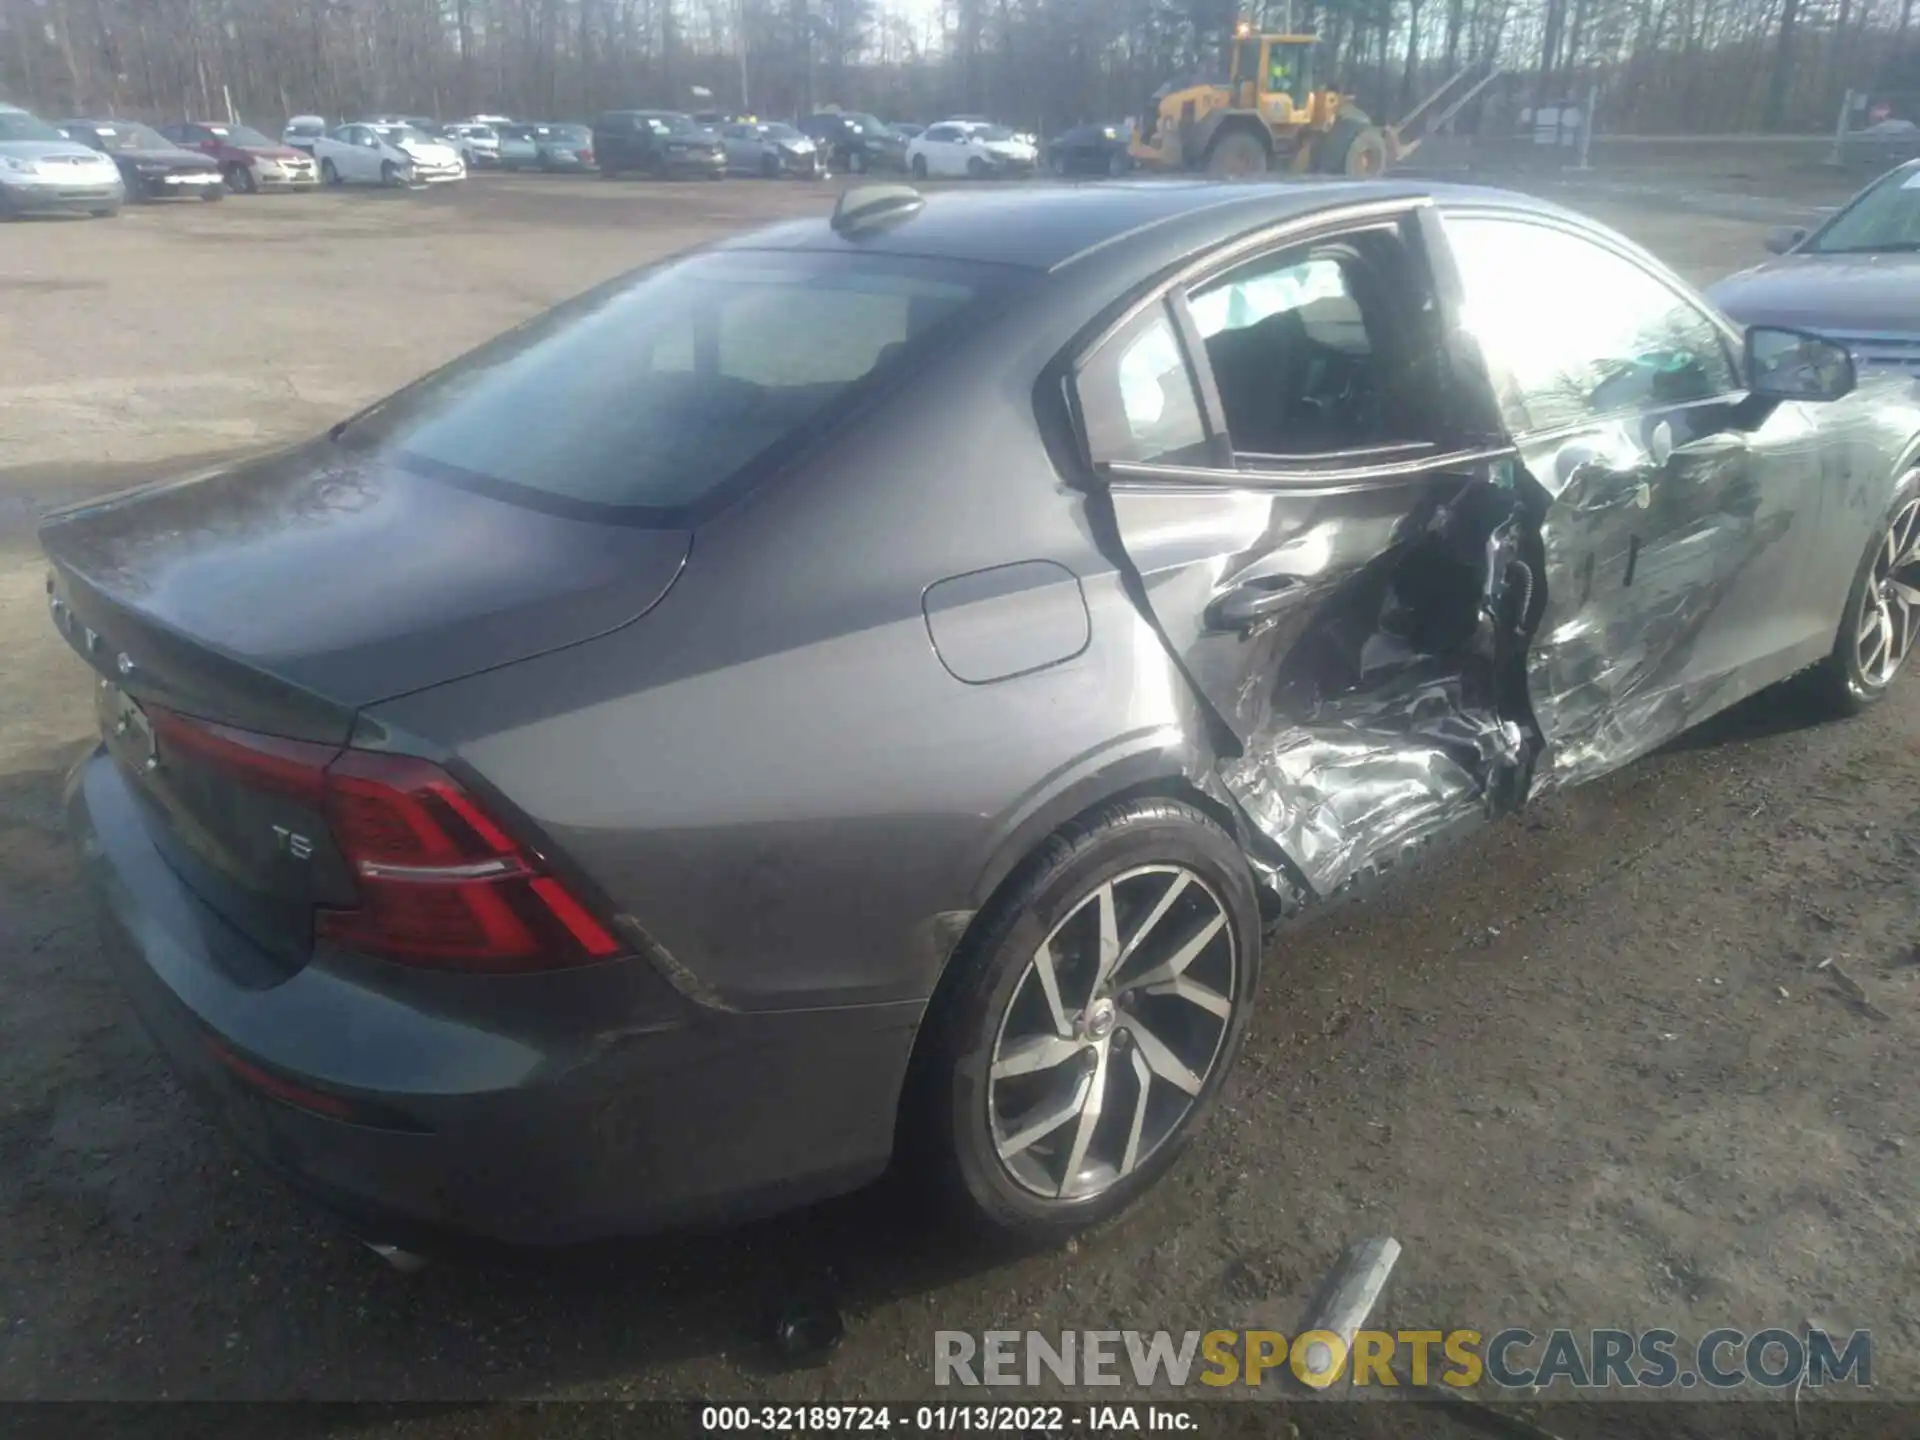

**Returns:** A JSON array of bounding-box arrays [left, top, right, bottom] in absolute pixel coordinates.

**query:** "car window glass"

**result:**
[[344, 251, 1006, 515], [1188, 232, 1434, 456], [1077, 303, 1211, 468], [1444, 215, 1738, 434], [1808, 167, 1920, 253]]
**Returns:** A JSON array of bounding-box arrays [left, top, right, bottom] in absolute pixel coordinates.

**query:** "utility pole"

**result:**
[[738, 0, 751, 110]]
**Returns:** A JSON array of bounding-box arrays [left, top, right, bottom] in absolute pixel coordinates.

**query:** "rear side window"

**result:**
[[1188, 229, 1442, 457], [341, 250, 1014, 520], [1076, 302, 1212, 467]]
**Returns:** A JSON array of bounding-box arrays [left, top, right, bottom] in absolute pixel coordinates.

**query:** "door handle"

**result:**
[[1209, 572, 1299, 630]]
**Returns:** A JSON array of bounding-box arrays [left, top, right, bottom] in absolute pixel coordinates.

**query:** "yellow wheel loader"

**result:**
[[1129, 26, 1501, 180]]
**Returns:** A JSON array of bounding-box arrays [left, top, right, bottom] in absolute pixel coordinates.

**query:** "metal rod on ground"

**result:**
[[1284, 1236, 1401, 1393]]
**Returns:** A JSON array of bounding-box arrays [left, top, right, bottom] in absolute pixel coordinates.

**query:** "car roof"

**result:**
[[719, 178, 1544, 274]]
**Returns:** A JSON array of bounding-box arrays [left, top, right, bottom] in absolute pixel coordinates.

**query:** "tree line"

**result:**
[[3, 0, 1919, 140]]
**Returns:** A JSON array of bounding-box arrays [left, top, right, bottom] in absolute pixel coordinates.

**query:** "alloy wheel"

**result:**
[[1856, 494, 1920, 686], [987, 865, 1236, 1202]]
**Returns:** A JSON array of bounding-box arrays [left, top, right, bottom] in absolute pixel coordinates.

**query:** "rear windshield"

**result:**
[[337, 249, 1017, 521]]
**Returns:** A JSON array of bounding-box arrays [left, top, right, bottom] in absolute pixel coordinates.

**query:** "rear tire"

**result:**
[[1812, 468, 1920, 715], [1204, 128, 1269, 179], [1341, 124, 1389, 177], [903, 797, 1262, 1242]]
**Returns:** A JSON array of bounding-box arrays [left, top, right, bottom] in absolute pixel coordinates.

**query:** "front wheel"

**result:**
[[911, 155, 928, 180], [200, 186, 224, 202], [1203, 128, 1269, 179], [904, 798, 1261, 1241], [225, 163, 257, 194], [847, 148, 866, 175], [320, 158, 340, 186], [381, 161, 407, 188], [1813, 469, 1920, 714], [966, 156, 989, 179], [1108, 149, 1131, 177]]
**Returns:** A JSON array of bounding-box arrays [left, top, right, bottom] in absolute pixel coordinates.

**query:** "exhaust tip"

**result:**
[[363, 1240, 431, 1274]]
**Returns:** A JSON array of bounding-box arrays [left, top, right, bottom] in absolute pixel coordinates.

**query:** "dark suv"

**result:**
[[798, 112, 906, 174], [591, 110, 725, 178]]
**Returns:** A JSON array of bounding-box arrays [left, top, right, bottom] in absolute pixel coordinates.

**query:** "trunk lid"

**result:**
[[43, 441, 689, 968]]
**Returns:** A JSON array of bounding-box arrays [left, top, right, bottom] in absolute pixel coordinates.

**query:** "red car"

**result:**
[[161, 121, 320, 192]]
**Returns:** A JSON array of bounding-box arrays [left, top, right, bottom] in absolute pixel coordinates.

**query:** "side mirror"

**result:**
[[1747, 325, 1856, 402], [1764, 225, 1807, 255]]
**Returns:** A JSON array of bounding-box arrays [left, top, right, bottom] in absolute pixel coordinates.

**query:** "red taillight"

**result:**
[[146, 707, 621, 972]]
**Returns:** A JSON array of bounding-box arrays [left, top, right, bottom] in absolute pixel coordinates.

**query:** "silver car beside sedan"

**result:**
[[0, 103, 125, 217], [720, 119, 825, 178]]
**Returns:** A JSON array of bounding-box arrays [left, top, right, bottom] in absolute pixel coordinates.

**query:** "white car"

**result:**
[[313, 122, 465, 187], [906, 121, 1038, 180], [442, 122, 502, 168], [282, 114, 327, 154]]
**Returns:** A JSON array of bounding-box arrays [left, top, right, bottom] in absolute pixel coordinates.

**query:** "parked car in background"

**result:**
[[522, 122, 595, 172], [42, 182, 1920, 1250], [720, 119, 823, 178], [489, 123, 542, 171], [1044, 121, 1134, 177], [313, 122, 465, 187], [60, 120, 224, 202], [591, 110, 726, 178], [893, 122, 926, 141], [362, 114, 441, 134], [947, 114, 1039, 147], [282, 115, 327, 154], [1708, 157, 1920, 377], [161, 121, 319, 192], [907, 120, 1038, 179], [0, 103, 124, 217], [441, 122, 502, 169], [799, 111, 906, 173]]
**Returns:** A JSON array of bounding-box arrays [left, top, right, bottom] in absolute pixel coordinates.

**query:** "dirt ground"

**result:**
[[3, 165, 1918, 1415]]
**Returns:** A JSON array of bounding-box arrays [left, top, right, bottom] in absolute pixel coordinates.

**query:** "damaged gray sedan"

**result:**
[[43, 180, 1920, 1250]]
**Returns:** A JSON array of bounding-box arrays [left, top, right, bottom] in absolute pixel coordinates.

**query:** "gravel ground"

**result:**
[[3, 167, 1916, 1420]]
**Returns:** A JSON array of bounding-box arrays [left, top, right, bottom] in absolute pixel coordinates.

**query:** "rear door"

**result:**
[[1439, 208, 1828, 787], [1071, 202, 1530, 895]]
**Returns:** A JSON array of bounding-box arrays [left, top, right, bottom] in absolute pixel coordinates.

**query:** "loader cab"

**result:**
[[1232, 33, 1316, 117]]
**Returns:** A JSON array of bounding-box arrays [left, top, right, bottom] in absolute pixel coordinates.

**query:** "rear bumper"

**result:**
[[1, 179, 123, 213], [131, 169, 225, 197], [255, 167, 321, 189], [67, 748, 918, 1245]]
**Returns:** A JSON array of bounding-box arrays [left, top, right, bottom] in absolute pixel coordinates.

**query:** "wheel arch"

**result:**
[[1199, 113, 1273, 166], [892, 757, 1258, 1176]]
